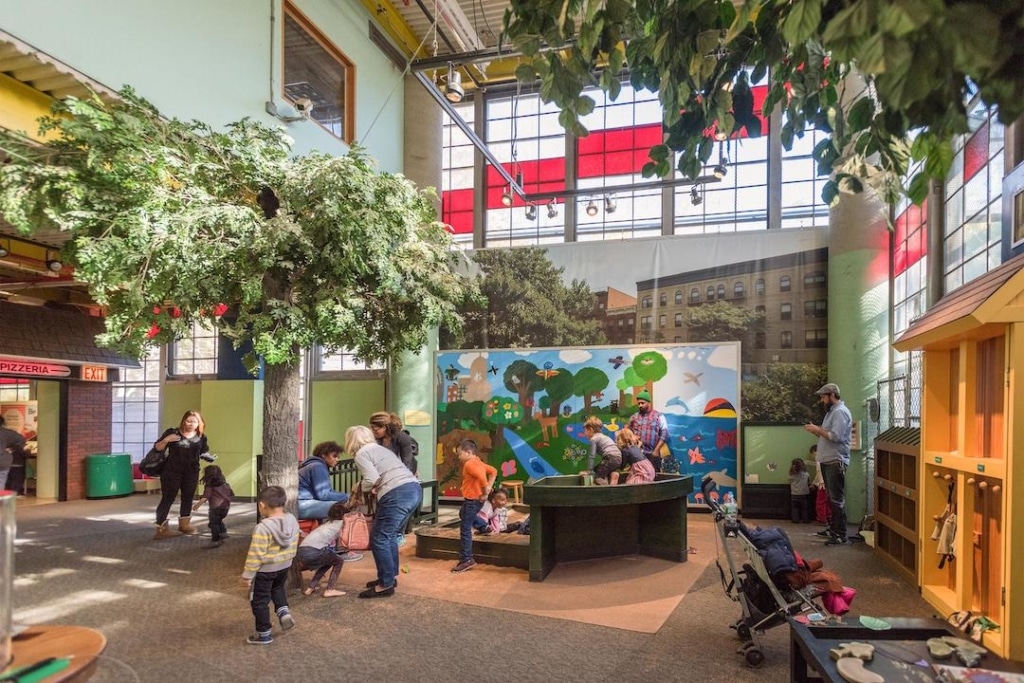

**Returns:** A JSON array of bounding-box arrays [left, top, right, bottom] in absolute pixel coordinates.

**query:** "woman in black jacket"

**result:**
[[368, 412, 417, 475], [152, 410, 213, 539]]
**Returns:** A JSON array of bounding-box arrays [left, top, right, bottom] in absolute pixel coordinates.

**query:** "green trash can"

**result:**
[[85, 453, 134, 499]]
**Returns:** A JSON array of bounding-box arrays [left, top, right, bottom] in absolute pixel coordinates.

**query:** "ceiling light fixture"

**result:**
[[0, 239, 9, 258], [546, 199, 558, 219], [713, 141, 730, 179], [585, 199, 599, 217], [690, 185, 703, 206], [525, 203, 537, 221], [604, 196, 617, 214], [444, 62, 464, 103], [500, 186, 514, 207], [45, 251, 64, 272]]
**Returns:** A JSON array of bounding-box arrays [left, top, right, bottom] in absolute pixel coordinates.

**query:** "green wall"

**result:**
[[742, 424, 817, 485], [309, 379, 386, 452]]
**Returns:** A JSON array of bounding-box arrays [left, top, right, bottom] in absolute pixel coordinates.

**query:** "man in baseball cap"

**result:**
[[804, 382, 852, 545]]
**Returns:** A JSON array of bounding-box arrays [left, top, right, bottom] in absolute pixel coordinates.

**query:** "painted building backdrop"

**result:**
[[434, 343, 740, 505]]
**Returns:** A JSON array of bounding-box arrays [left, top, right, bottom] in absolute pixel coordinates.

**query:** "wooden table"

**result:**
[[4, 626, 106, 682]]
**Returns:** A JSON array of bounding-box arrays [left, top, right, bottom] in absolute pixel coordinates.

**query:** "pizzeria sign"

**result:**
[[0, 357, 72, 378]]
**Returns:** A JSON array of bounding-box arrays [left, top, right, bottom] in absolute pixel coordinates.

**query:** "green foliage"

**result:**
[[632, 350, 668, 384], [442, 247, 606, 349], [0, 89, 478, 368], [503, 0, 1024, 206], [742, 362, 828, 422], [686, 301, 761, 343]]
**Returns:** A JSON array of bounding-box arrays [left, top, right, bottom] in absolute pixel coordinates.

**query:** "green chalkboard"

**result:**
[[742, 423, 817, 485]]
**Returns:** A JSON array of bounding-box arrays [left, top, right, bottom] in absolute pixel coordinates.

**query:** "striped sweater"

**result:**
[[242, 513, 299, 579]]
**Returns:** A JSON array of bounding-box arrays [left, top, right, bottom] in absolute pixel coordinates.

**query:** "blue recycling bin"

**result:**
[[85, 453, 134, 499]]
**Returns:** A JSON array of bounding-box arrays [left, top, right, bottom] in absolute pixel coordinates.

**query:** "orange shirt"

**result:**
[[461, 457, 496, 500]]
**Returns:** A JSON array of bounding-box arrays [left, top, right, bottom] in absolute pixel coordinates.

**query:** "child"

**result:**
[[192, 465, 234, 548], [616, 428, 655, 484], [242, 485, 299, 645], [789, 458, 811, 523], [452, 438, 496, 573], [810, 445, 831, 526], [582, 416, 623, 485], [474, 487, 509, 534], [298, 501, 357, 598]]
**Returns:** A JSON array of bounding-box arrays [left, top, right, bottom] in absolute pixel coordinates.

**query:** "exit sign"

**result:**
[[81, 365, 107, 382]]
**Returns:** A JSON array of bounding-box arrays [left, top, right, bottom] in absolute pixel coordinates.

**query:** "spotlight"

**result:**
[[714, 130, 728, 141], [546, 200, 558, 219], [500, 186, 513, 207], [0, 239, 9, 258], [525, 203, 537, 221], [604, 196, 617, 214], [585, 199, 599, 217], [46, 255, 64, 272], [445, 63, 464, 103], [690, 185, 703, 206], [713, 162, 728, 179]]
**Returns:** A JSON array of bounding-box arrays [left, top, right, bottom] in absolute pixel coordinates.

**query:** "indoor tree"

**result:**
[[503, 0, 1024, 205], [0, 88, 478, 503]]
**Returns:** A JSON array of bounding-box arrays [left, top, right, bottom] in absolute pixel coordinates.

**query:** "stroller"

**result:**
[[702, 475, 829, 668]]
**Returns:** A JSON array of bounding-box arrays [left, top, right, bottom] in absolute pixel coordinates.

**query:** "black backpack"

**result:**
[[402, 430, 419, 475]]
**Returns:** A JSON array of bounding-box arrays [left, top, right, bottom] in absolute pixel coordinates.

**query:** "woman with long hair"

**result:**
[[368, 411, 417, 475], [152, 410, 213, 539]]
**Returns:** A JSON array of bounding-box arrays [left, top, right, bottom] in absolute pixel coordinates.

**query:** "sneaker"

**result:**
[[396, 535, 407, 548], [825, 536, 849, 546], [205, 539, 224, 549], [278, 611, 296, 631], [814, 529, 833, 538], [341, 551, 364, 562], [199, 453, 218, 463], [477, 528, 493, 535], [451, 558, 477, 573], [246, 633, 272, 645]]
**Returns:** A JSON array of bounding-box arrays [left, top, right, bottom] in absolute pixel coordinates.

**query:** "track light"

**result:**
[[713, 162, 728, 179], [604, 196, 617, 214], [546, 199, 558, 219], [525, 203, 537, 221], [45, 250, 63, 272], [585, 199, 599, 217], [445, 63, 464, 103], [501, 186, 513, 207], [714, 130, 729, 141], [690, 185, 703, 206], [0, 239, 9, 258]]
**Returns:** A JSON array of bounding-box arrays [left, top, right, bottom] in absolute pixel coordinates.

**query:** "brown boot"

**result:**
[[154, 521, 181, 540], [178, 516, 199, 535]]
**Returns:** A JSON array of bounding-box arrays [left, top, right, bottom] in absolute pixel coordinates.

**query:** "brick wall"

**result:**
[[65, 381, 113, 500]]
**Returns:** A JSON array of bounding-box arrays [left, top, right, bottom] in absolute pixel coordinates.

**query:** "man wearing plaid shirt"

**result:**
[[627, 390, 669, 473]]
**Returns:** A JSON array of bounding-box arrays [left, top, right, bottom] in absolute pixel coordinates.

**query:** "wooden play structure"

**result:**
[[893, 253, 1024, 660]]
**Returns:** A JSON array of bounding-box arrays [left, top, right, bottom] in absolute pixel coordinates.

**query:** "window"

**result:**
[[780, 275, 791, 292], [617, 319, 624, 327], [674, 313, 683, 327], [781, 331, 793, 348], [283, 2, 355, 143], [780, 303, 792, 320], [170, 321, 218, 376], [317, 347, 386, 373], [805, 329, 828, 348], [717, 284, 726, 299], [659, 314, 666, 328], [804, 271, 826, 288], [441, 101, 477, 244], [675, 290, 683, 305], [640, 316, 652, 330], [0, 380, 30, 402], [706, 286, 715, 301], [659, 293, 667, 306], [755, 332, 766, 349], [733, 281, 745, 297], [641, 296, 652, 308], [690, 288, 700, 303], [112, 346, 162, 462], [674, 336, 682, 342], [755, 278, 765, 295], [804, 299, 827, 318]]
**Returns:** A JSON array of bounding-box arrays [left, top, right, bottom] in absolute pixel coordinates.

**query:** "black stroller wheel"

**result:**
[[735, 622, 752, 641], [744, 647, 765, 668]]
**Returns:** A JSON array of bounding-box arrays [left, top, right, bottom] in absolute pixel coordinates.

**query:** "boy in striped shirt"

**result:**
[[242, 485, 300, 644]]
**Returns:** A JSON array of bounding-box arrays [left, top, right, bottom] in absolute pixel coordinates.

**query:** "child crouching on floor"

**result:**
[[297, 501, 359, 598], [473, 487, 509, 535]]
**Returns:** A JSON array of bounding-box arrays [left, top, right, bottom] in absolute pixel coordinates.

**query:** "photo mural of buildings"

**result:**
[[435, 344, 740, 504], [439, 227, 833, 498]]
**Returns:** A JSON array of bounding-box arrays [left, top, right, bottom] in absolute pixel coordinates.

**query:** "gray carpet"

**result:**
[[9, 496, 936, 682]]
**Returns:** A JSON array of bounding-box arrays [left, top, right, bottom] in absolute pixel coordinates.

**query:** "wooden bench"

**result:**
[[414, 516, 530, 569]]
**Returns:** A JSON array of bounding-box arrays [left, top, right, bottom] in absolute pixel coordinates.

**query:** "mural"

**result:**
[[435, 343, 740, 505]]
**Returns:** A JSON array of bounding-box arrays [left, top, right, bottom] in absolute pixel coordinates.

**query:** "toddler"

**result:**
[[192, 465, 234, 547], [789, 457, 811, 523], [242, 485, 299, 645], [582, 416, 623, 485], [615, 428, 655, 484], [298, 501, 356, 598], [474, 487, 509, 534]]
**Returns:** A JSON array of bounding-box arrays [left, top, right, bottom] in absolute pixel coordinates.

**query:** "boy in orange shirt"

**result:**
[[452, 438, 497, 573]]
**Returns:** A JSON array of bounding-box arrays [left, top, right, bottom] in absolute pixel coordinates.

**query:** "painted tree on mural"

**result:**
[[541, 368, 575, 417], [503, 360, 543, 425], [632, 350, 668, 400], [574, 367, 610, 414], [0, 89, 478, 504], [504, 0, 1024, 205]]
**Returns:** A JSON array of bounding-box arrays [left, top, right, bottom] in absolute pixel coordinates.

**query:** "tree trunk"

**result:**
[[261, 358, 301, 513]]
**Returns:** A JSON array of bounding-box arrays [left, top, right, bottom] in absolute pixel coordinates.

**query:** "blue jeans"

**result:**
[[371, 482, 422, 589], [821, 461, 847, 538], [459, 499, 484, 562], [298, 498, 347, 521]]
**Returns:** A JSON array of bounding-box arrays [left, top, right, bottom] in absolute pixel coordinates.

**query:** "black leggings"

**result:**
[[155, 466, 199, 524]]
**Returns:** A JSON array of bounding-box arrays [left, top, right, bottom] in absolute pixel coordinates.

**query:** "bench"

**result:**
[[414, 516, 530, 569]]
